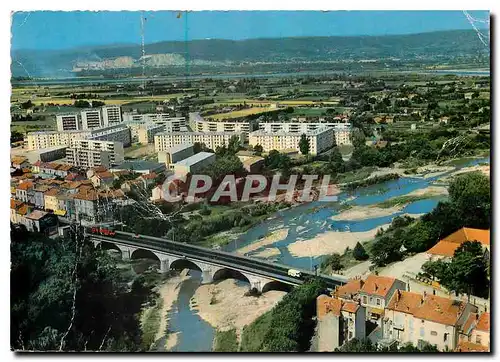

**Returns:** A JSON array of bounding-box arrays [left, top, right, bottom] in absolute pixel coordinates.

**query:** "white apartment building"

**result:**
[[66, 139, 124, 167], [258, 121, 352, 146], [189, 112, 253, 134], [101, 105, 122, 126], [138, 124, 166, 144], [27, 125, 131, 150], [154, 132, 243, 152], [248, 127, 334, 155], [123, 113, 186, 126], [81, 109, 103, 129], [56, 113, 81, 131]]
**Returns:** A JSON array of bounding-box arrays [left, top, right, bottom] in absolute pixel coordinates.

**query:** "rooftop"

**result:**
[[112, 160, 165, 172], [386, 290, 423, 315], [175, 152, 215, 167], [360, 275, 399, 298], [164, 143, 194, 154], [334, 279, 363, 299], [427, 227, 490, 257], [412, 295, 468, 326], [26, 210, 49, 220], [456, 341, 489, 352]]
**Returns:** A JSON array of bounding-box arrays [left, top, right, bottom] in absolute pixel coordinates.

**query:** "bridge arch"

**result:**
[[131, 248, 161, 263], [170, 258, 202, 273], [261, 280, 293, 293], [212, 267, 250, 285], [96, 241, 122, 253]]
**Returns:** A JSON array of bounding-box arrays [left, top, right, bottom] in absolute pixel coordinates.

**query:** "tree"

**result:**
[[321, 253, 343, 272], [253, 144, 264, 156], [370, 235, 403, 267], [353, 242, 369, 261], [336, 338, 378, 352], [298, 134, 310, 155], [227, 135, 241, 155], [328, 147, 345, 173]]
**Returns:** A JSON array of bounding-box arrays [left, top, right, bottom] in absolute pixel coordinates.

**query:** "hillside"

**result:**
[[11, 30, 489, 78]]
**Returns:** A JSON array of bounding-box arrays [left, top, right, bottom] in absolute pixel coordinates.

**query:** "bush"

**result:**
[[353, 242, 369, 261]]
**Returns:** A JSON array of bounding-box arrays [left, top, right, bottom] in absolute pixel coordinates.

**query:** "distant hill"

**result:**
[[11, 30, 489, 78]]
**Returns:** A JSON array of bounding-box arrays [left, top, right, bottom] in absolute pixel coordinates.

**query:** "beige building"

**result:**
[[154, 132, 243, 152], [66, 139, 124, 168], [316, 294, 366, 351], [248, 127, 334, 155], [101, 105, 122, 126], [158, 144, 194, 169], [138, 123, 165, 144], [56, 113, 80, 131], [173, 152, 216, 176], [358, 275, 407, 322], [81, 109, 103, 129], [383, 291, 478, 351], [189, 112, 253, 135], [258, 121, 352, 146]]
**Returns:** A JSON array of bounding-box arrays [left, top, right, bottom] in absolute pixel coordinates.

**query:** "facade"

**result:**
[[34, 146, 68, 162], [158, 144, 194, 168], [155, 132, 243, 152], [24, 210, 59, 235], [123, 113, 186, 127], [101, 105, 122, 126], [56, 113, 80, 131], [189, 112, 254, 134], [248, 127, 334, 155], [358, 275, 407, 322], [174, 152, 216, 176], [258, 121, 352, 146], [27, 125, 131, 150], [138, 123, 165, 144], [81, 109, 103, 129], [383, 291, 477, 351], [457, 312, 490, 351], [66, 139, 124, 168], [316, 294, 366, 351]]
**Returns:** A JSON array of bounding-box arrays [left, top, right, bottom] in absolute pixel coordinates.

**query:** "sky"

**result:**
[[11, 10, 489, 51]]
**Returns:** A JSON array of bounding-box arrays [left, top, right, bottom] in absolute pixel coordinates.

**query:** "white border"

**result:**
[[1, 2, 497, 362]]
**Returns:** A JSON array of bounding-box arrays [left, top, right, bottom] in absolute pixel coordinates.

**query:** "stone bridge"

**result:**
[[93, 239, 292, 293]]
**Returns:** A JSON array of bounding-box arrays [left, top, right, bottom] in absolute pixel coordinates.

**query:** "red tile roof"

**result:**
[[456, 341, 489, 352], [428, 228, 490, 257], [475, 312, 490, 332], [386, 290, 423, 315], [412, 295, 468, 326], [16, 181, 34, 191], [334, 279, 363, 299], [44, 188, 60, 196], [360, 275, 397, 298]]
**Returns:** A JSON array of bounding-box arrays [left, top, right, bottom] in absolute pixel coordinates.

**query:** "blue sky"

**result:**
[[11, 10, 489, 51]]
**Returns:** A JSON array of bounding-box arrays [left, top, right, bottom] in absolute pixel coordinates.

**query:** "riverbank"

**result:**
[[287, 223, 390, 258], [192, 279, 286, 334], [331, 205, 403, 221], [236, 228, 289, 255]]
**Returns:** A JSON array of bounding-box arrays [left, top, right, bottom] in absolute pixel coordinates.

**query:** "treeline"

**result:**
[[10, 225, 157, 351], [240, 278, 325, 352]]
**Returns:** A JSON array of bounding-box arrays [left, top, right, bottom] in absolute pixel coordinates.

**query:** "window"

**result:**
[[444, 333, 448, 342], [476, 335, 481, 344], [430, 331, 437, 336], [363, 296, 367, 304], [376, 298, 381, 306], [420, 328, 425, 337], [370, 297, 374, 304]]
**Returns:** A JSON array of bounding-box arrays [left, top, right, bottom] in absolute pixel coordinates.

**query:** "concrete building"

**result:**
[[66, 139, 124, 168], [123, 113, 186, 127], [56, 113, 80, 131], [155, 132, 243, 152], [173, 152, 216, 176], [358, 275, 407, 322], [258, 121, 352, 146], [383, 291, 477, 351], [316, 294, 366, 351], [81, 109, 103, 129], [138, 123, 165, 144], [249, 127, 334, 155], [33, 146, 68, 162], [189, 112, 254, 138], [158, 144, 194, 169], [101, 105, 122, 126], [27, 125, 131, 150], [24, 210, 59, 235], [237, 155, 265, 173]]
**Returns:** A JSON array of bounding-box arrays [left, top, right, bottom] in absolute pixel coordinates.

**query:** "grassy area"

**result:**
[[140, 298, 163, 351], [336, 166, 377, 184], [376, 195, 431, 208], [207, 106, 275, 120], [240, 311, 273, 352], [213, 329, 239, 352]]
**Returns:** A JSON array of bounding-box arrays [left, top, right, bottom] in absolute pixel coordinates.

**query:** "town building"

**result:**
[[189, 112, 255, 135], [154, 132, 243, 152], [101, 105, 122, 126], [24, 210, 59, 235], [457, 312, 490, 352], [426, 227, 490, 260], [237, 155, 264, 173], [33, 146, 68, 162], [11, 156, 30, 170], [56, 113, 81, 131], [158, 144, 195, 169], [358, 275, 407, 322], [248, 127, 334, 155], [110, 160, 166, 175], [258, 121, 352, 146], [66, 139, 124, 168], [316, 294, 366, 351], [81, 108, 103, 129], [138, 123, 165, 144], [173, 152, 216, 176]]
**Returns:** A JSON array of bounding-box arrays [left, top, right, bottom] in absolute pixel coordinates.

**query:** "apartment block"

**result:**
[[248, 127, 334, 155], [66, 139, 124, 168], [258, 121, 352, 146], [138, 123, 166, 144], [89, 124, 131, 147], [56, 113, 81, 131], [154, 132, 243, 152], [189, 112, 254, 134], [101, 105, 122, 126], [81, 109, 102, 129]]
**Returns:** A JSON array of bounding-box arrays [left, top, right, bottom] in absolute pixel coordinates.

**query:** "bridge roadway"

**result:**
[[87, 230, 347, 292]]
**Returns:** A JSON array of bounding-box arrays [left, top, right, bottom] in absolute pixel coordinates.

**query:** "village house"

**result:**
[[10, 199, 23, 224], [426, 227, 490, 261], [44, 188, 60, 212], [333, 278, 364, 301], [11, 156, 29, 170], [316, 294, 366, 351], [15, 181, 34, 203], [86, 166, 108, 179], [358, 275, 407, 322], [457, 312, 490, 352], [24, 210, 59, 235], [90, 171, 115, 189], [138, 172, 158, 189]]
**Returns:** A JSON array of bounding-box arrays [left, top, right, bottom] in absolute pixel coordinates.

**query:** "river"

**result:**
[[151, 156, 489, 352]]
